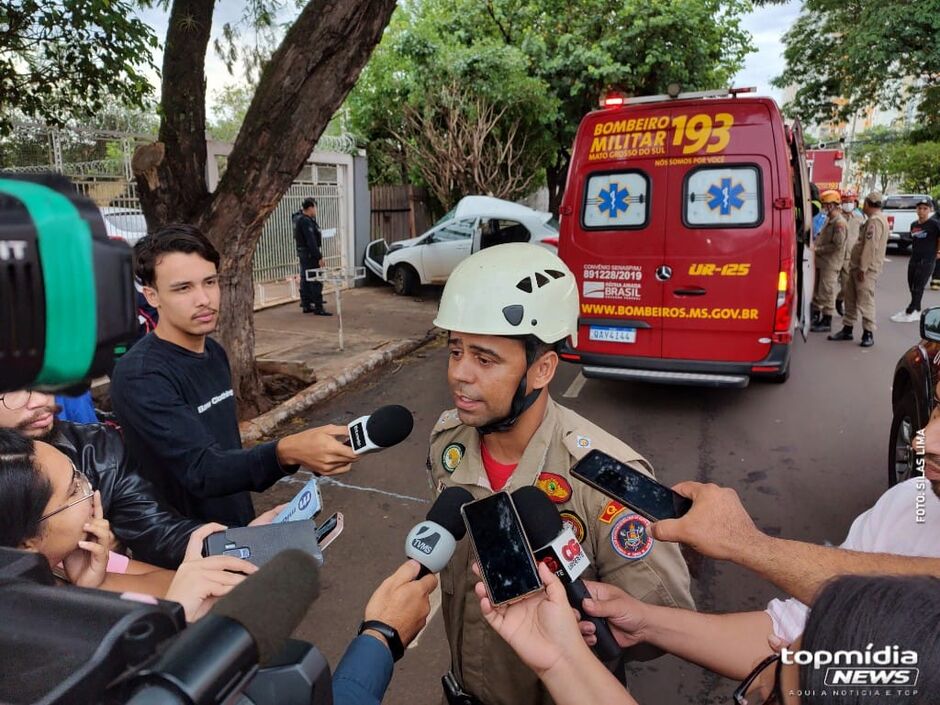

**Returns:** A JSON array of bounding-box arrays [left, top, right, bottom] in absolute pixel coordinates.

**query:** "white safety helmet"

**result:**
[[433, 243, 579, 347]]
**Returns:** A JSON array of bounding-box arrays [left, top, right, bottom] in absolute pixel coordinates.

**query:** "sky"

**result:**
[[138, 2, 802, 117]]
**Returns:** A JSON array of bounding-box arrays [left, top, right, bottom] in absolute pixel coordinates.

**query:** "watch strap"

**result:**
[[358, 619, 405, 662]]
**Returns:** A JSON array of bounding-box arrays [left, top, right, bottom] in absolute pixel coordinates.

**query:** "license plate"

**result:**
[[589, 326, 636, 343]]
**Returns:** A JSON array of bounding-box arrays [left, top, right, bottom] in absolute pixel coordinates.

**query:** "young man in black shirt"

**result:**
[[111, 225, 359, 526], [891, 200, 940, 323]]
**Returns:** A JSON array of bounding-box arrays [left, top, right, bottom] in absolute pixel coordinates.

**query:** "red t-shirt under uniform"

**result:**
[[480, 440, 518, 491]]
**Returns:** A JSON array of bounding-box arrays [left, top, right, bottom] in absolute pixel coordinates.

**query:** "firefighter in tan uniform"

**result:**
[[428, 243, 694, 705], [810, 190, 848, 333], [836, 191, 864, 316], [829, 191, 889, 347]]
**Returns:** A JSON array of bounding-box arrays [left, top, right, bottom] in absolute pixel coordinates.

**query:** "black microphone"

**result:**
[[405, 486, 473, 578], [127, 549, 320, 705], [512, 486, 622, 662], [346, 404, 414, 454]]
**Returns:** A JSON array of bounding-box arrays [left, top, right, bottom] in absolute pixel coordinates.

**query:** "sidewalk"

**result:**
[[242, 284, 442, 440]]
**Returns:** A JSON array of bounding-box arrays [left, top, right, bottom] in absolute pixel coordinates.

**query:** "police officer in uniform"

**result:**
[[835, 191, 864, 316], [828, 191, 889, 347], [810, 190, 848, 332], [427, 243, 694, 705]]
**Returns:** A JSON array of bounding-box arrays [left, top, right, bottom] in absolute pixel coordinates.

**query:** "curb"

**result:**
[[240, 328, 443, 443]]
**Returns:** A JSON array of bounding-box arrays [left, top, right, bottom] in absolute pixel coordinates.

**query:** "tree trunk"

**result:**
[[135, 0, 213, 226], [135, 0, 397, 414], [547, 149, 571, 216]]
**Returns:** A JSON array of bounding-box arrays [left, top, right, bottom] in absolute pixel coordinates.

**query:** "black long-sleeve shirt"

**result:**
[[110, 334, 295, 526], [293, 211, 323, 260]]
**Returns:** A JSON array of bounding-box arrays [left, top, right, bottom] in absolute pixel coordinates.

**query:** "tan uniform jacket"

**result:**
[[427, 398, 695, 705], [849, 213, 889, 274], [814, 213, 848, 270], [842, 212, 864, 269]]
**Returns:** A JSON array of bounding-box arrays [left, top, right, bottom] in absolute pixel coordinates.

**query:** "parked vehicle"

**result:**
[[100, 207, 148, 246], [883, 194, 937, 253], [364, 196, 559, 296], [557, 87, 812, 387], [805, 148, 844, 192], [889, 307, 940, 486]]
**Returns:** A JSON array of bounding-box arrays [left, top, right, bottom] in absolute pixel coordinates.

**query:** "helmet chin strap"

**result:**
[[478, 338, 544, 435]]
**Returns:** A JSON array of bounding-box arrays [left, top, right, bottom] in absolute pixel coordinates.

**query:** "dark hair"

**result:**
[[801, 574, 940, 704], [302, 197, 317, 210], [0, 430, 51, 547], [134, 224, 221, 287]]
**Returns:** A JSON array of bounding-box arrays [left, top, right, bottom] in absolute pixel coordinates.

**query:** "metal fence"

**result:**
[[1, 122, 355, 305]]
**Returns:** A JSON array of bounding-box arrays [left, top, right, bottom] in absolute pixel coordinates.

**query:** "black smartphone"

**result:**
[[202, 521, 324, 567], [571, 449, 693, 521], [460, 492, 542, 606]]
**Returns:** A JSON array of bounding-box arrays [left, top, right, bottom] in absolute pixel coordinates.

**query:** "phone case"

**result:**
[[202, 521, 324, 567], [460, 494, 543, 606]]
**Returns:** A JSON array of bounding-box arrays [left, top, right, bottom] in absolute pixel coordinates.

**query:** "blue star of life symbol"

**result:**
[[598, 183, 630, 218], [707, 178, 746, 215]]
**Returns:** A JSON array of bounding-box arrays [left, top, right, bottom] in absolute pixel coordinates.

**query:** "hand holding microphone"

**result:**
[[346, 404, 414, 455], [276, 424, 359, 475], [512, 486, 622, 662]]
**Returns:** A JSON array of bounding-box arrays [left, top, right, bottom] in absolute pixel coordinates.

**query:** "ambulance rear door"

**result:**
[[660, 102, 780, 362], [569, 116, 669, 360]]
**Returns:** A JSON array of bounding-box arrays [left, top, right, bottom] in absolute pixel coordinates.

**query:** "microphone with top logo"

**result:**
[[346, 404, 414, 455], [405, 486, 474, 578], [512, 485, 622, 662]]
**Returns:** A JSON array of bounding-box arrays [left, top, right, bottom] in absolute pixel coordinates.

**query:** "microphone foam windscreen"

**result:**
[[211, 549, 319, 665], [512, 486, 563, 547], [365, 404, 414, 448], [427, 486, 474, 540]]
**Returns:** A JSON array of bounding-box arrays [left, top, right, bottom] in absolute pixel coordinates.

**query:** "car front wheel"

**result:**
[[888, 393, 920, 486], [391, 266, 418, 296]]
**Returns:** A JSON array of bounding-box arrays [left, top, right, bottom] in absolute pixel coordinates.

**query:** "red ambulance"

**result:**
[[557, 88, 812, 386]]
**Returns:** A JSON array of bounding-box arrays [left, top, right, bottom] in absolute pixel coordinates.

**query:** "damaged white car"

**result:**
[[364, 196, 559, 295]]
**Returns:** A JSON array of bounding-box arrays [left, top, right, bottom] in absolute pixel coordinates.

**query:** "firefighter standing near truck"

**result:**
[[427, 243, 694, 705], [828, 192, 889, 347], [835, 192, 864, 316], [810, 190, 848, 333]]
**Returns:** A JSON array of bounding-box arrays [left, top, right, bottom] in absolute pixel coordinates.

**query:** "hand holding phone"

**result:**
[[571, 450, 692, 521], [461, 492, 542, 606]]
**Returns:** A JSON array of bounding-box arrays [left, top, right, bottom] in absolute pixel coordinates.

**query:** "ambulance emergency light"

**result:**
[[0, 174, 137, 392]]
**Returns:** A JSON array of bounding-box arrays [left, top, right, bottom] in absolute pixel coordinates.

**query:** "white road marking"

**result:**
[[279, 472, 429, 504], [563, 371, 587, 399]]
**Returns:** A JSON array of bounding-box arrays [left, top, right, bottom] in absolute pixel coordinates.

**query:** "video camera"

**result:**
[[0, 175, 332, 704]]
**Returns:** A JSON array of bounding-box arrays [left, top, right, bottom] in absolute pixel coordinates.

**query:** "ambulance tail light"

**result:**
[[560, 352, 581, 362], [773, 263, 794, 344], [540, 237, 559, 248], [600, 91, 626, 108]]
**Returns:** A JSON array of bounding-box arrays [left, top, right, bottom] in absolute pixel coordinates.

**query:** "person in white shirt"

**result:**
[[576, 399, 940, 682]]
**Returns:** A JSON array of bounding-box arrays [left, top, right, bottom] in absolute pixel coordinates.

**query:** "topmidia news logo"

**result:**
[[782, 644, 919, 688]]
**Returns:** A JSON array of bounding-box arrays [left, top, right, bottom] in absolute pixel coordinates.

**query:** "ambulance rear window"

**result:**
[[684, 166, 762, 228], [581, 171, 649, 230]]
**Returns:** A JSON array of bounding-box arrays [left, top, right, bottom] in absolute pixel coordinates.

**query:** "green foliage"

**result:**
[[0, 0, 159, 134], [849, 127, 940, 194], [774, 0, 940, 131], [349, 0, 753, 203]]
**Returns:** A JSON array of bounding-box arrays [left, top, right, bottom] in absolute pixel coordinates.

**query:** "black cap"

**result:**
[[365, 405, 414, 448], [427, 486, 474, 539], [917, 199, 932, 208], [511, 485, 562, 547]]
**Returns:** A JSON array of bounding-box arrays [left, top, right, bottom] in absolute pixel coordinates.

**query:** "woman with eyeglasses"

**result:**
[[0, 429, 258, 621], [475, 563, 940, 704]]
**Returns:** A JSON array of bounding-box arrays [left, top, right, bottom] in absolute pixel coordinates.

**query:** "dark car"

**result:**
[[889, 307, 940, 485]]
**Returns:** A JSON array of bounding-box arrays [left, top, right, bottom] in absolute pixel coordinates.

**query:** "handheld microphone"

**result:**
[[127, 549, 320, 705], [512, 486, 622, 662], [346, 404, 414, 455], [405, 486, 473, 578]]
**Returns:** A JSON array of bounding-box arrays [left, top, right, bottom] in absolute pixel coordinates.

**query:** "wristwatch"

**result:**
[[358, 619, 405, 662]]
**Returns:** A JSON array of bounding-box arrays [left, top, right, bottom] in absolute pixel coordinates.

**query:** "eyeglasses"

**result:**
[[0, 390, 34, 410], [733, 654, 781, 705], [40, 464, 94, 522]]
